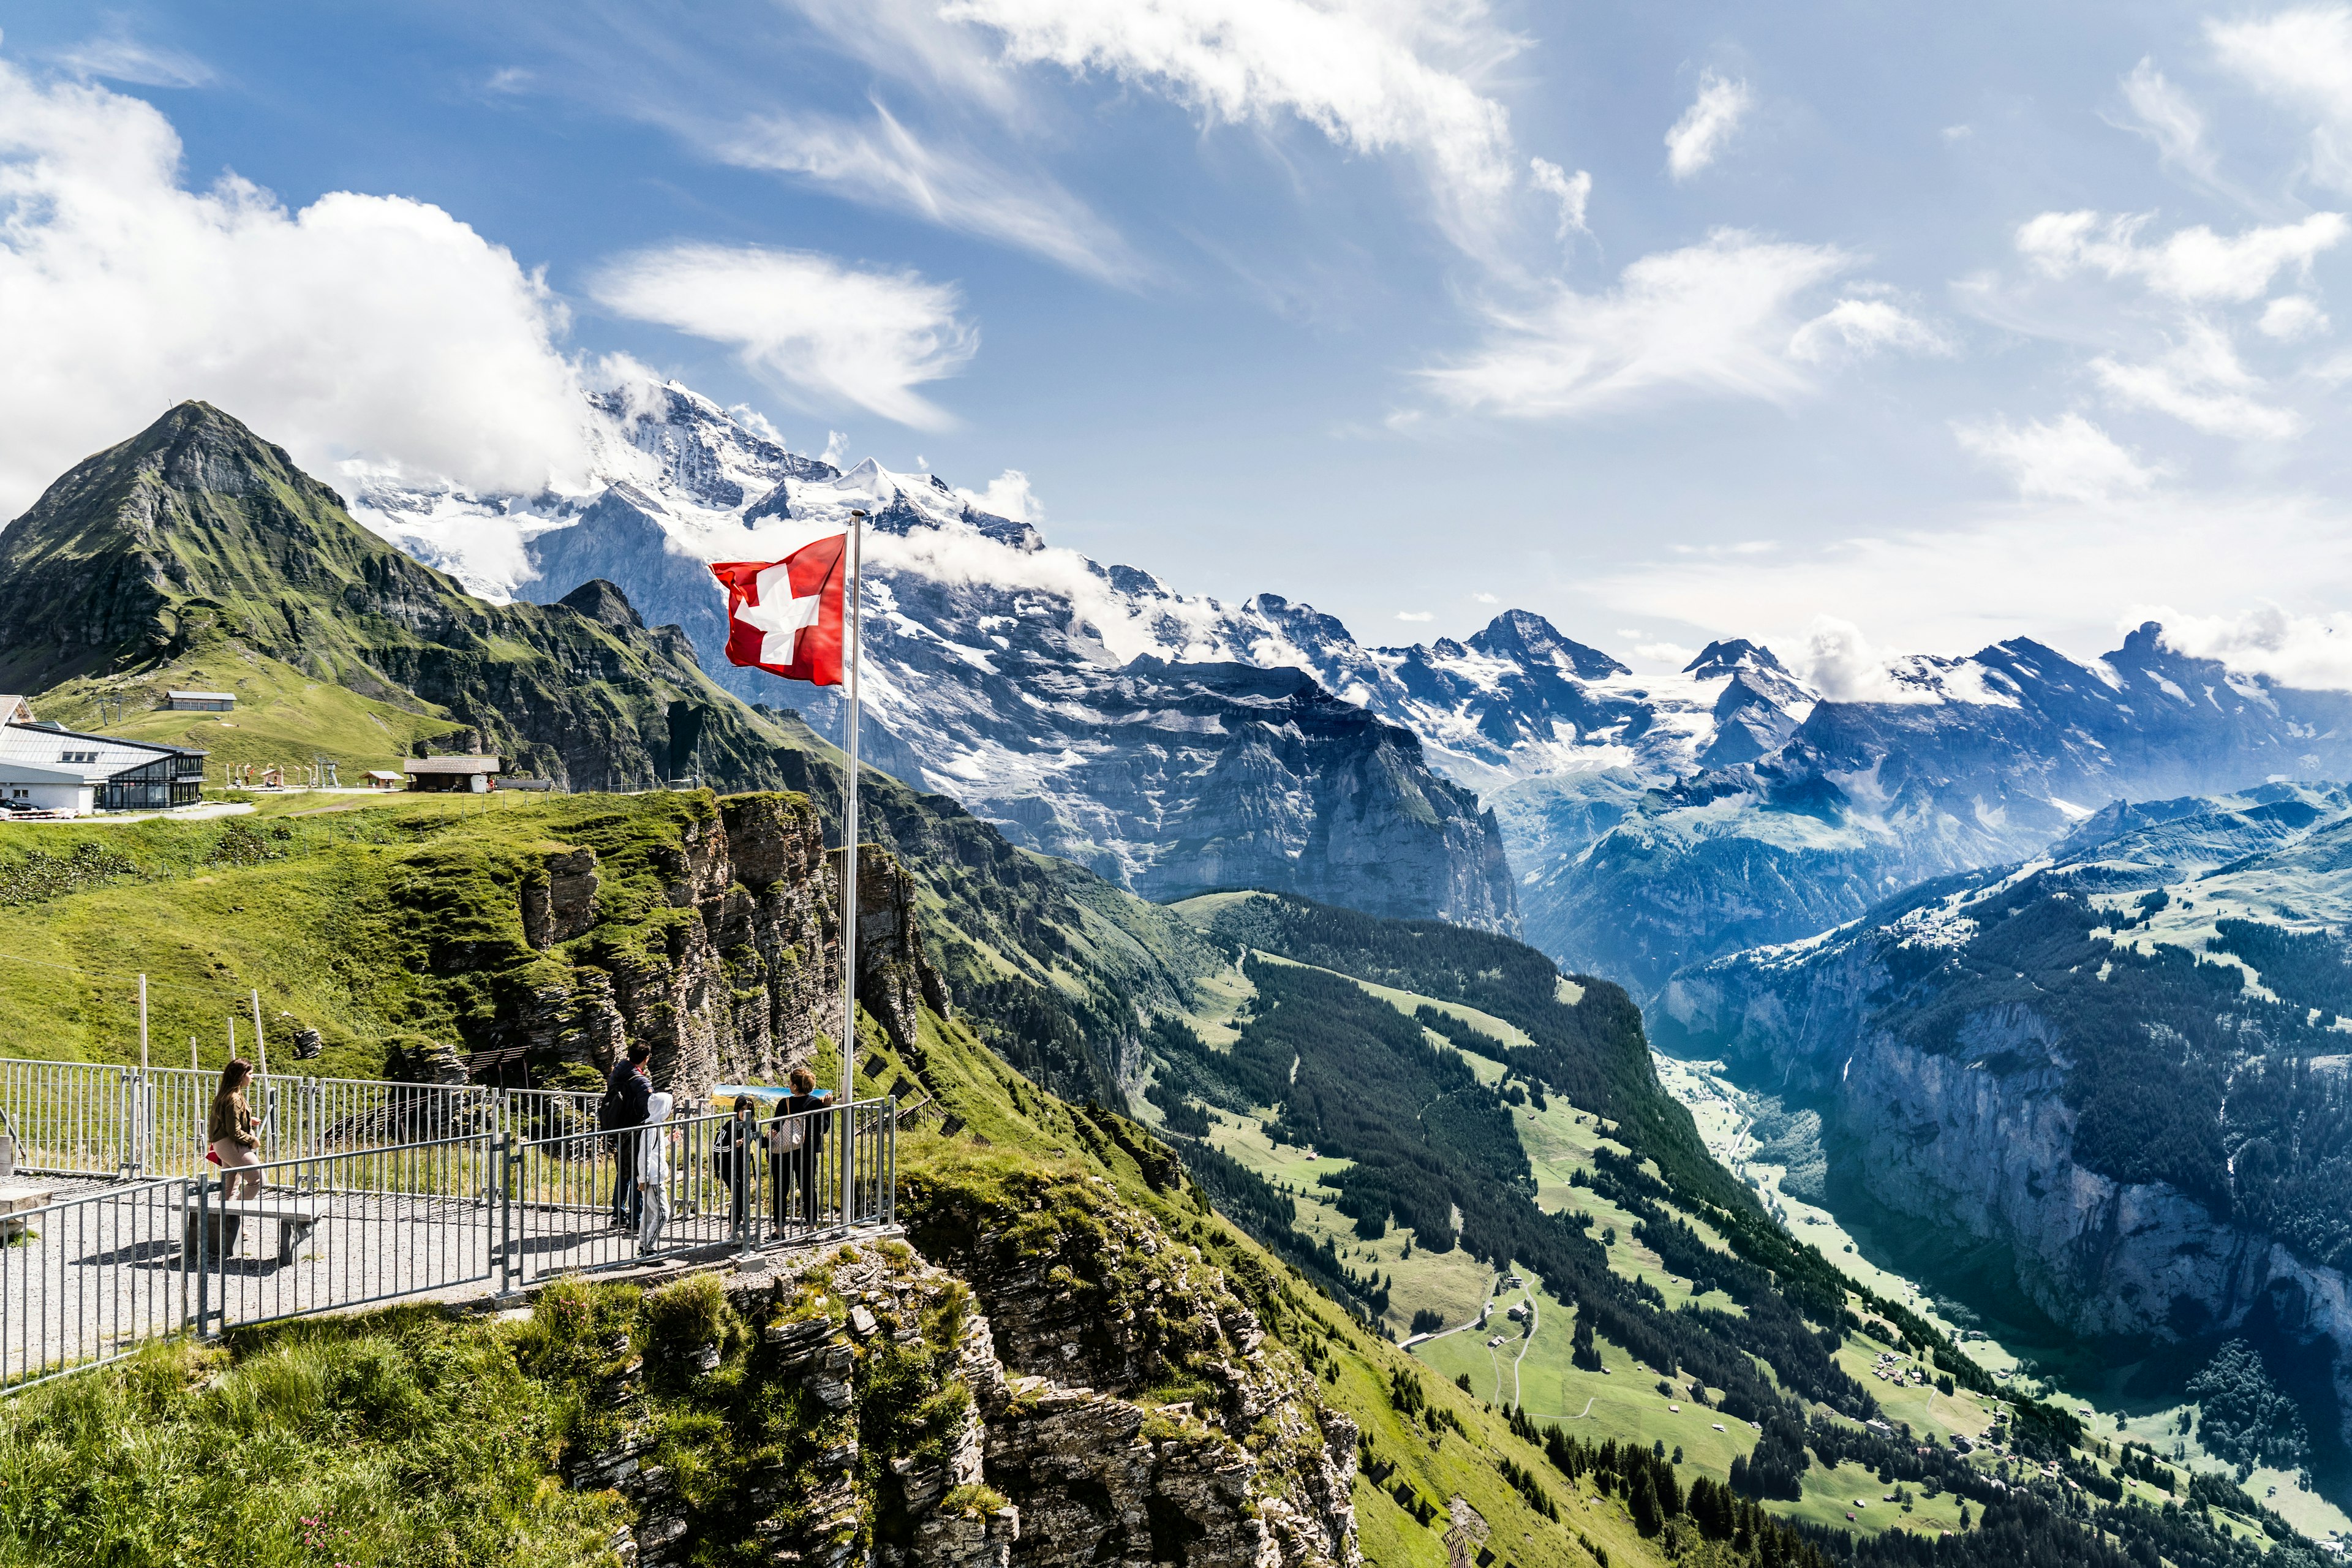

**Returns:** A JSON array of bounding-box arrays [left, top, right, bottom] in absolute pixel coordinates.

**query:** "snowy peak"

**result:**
[[1683, 638, 1786, 679], [1468, 609, 1629, 679]]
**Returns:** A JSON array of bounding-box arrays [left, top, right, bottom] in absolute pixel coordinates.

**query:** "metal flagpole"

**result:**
[[251, 990, 270, 1142], [840, 509, 866, 1203]]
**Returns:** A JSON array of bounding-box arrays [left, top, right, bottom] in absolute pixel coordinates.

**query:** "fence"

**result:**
[[0, 1098, 897, 1393], [0, 1057, 602, 1180]]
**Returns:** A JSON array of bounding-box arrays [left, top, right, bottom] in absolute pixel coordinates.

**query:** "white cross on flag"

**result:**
[[709, 533, 847, 685]]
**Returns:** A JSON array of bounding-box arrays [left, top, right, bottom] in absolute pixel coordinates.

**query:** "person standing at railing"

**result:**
[[636, 1090, 673, 1256], [770, 1066, 830, 1228], [206, 1059, 264, 1199], [715, 1094, 757, 1235], [600, 1042, 652, 1231]]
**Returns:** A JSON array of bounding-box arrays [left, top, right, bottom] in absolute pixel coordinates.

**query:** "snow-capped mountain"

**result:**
[[350, 377, 2352, 994]]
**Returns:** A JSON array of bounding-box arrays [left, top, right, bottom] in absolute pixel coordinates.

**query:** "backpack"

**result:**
[[772, 1114, 807, 1153], [597, 1068, 632, 1133], [712, 1118, 741, 1182]]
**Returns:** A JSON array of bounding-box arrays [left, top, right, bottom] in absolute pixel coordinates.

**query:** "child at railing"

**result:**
[[207, 1060, 264, 1199], [637, 1090, 673, 1255]]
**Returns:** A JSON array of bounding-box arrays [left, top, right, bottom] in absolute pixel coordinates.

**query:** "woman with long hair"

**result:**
[[207, 1058, 263, 1199]]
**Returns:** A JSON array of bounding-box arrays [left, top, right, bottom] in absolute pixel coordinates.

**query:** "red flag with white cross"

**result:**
[[709, 533, 847, 686]]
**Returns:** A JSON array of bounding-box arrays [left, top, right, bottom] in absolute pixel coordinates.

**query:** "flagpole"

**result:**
[[841, 508, 866, 1148]]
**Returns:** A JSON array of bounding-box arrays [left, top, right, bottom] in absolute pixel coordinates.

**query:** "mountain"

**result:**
[[1535, 632, 2352, 997], [358, 381, 1523, 931], [0, 401, 818, 794], [1659, 780, 2352, 1472]]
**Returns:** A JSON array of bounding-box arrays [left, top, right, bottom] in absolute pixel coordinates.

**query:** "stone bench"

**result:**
[[181, 1194, 328, 1265], [0, 1182, 55, 1239]]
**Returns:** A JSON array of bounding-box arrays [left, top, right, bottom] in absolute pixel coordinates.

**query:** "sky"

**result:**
[[4, 2, 2352, 688]]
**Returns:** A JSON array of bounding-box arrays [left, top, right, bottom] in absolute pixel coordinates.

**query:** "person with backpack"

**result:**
[[769, 1066, 831, 1228], [714, 1094, 757, 1236], [600, 1042, 652, 1229]]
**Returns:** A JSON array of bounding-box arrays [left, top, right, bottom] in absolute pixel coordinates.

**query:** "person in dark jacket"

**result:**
[[715, 1094, 758, 1235], [604, 1042, 652, 1229], [769, 1066, 831, 1228]]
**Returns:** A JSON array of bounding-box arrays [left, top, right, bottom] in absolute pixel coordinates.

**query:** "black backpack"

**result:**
[[598, 1069, 630, 1133]]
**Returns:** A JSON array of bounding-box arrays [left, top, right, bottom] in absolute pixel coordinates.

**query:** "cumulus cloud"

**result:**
[[1529, 157, 1591, 238], [2150, 603, 2352, 689], [1953, 413, 2159, 502], [2090, 320, 2304, 440], [2261, 294, 2331, 339], [591, 244, 976, 430], [2016, 209, 2348, 302], [1395, 609, 1435, 622], [1472, 590, 1499, 603], [0, 59, 590, 522], [955, 469, 1040, 521], [1664, 71, 1752, 181], [1419, 230, 1863, 418], [2207, 5, 2352, 190], [937, 0, 1523, 232], [715, 102, 1143, 284], [1796, 617, 1913, 702], [1789, 296, 1954, 363]]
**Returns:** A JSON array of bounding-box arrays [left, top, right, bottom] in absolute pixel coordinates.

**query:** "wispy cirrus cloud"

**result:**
[[592, 244, 977, 429], [715, 102, 1145, 284], [2207, 4, 2352, 191], [1419, 232, 1942, 420], [2016, 209, 2348, 302], [2091, 319, 2305, 441], [51, 25, 214, 89]]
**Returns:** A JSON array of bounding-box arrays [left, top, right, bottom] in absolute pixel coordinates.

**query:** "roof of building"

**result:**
[[165, 690, 235, 701], [364, 770, 404, 782], [0, 697, 29, 725], [0, 758, 90, 786], [0, 722, 207, 783], [402, 755, 503, 775]]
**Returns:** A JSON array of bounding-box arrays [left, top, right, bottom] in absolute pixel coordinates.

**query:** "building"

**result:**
[[0, 722, 206, 814], [402, 755, 502, 793], [363, 769, 404, 791], [163, 690, 236, 712], [0, 697, 29, 726]]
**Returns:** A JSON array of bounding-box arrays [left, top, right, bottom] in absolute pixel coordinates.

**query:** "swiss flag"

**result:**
[[710, 534, 847, 685]]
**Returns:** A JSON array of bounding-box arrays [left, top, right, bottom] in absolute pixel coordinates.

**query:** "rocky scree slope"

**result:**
[[1662, 780, 2352, 1467]]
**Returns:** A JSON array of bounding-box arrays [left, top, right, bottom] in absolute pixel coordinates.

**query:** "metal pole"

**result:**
[[251, 990, 269, 1144], [841, 510, 864, 1166], [138, 974, 148, 1076]]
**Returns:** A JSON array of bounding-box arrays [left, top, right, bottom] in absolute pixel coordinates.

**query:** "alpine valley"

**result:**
[[4, 393, 2352, 1568]]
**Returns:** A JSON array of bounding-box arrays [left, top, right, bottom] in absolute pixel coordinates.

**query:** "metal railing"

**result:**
[[0, 1058, 602, 1180], [0, 1098, 896, 1393]]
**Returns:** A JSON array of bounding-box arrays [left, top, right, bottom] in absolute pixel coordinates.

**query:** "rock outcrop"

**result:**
[[565, 1223, 1357, 1568]]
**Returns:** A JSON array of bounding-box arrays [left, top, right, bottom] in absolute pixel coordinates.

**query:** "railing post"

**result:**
[[193, 1172, 212, 1339], [497, 1129, 514, 1295], [885, 1098, 897, 1227]]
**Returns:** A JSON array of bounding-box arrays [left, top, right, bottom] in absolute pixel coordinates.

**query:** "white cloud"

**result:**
[[0, 59, 589, 523], [2016, 209, 2347, 302], [821, 431, 851, 467], [2260, 293, 2331, 339], [52, 28, 214, 89], [1529, 157, 1590, 238], [1419, 230, 1858, 418], [1472, 591, 1499, 603], [1633, 640, 1698, 666], [937, 0, 1524, 232], [2207, 6, 2352, 191], [591, 244, 976, 430], [2109, 58, 2221, 187], [716, 102, 1143, 284], [1953, 413, 2158, 502], [1797, 617, 1915, 702], [2150, 603, 2352, 688], [956, 469, 1040, 521], [1788, 296, 1954, 363], [1664, 70, 1752, 181], [2090, 320, 2304, 440], [1396, 609, 1435, 622]]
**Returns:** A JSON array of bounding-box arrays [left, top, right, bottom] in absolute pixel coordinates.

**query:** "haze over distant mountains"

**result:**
[[348, 379, 2352, 994]]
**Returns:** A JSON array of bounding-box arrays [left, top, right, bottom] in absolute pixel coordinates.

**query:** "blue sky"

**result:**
[[5, 1, 2352, 689]]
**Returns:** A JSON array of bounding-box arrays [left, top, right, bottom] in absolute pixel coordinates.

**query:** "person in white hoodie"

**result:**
[[636, 1090, 673, 1256]]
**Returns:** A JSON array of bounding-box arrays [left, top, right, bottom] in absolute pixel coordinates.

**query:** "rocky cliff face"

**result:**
[[1662, 783, 2352, 1449], [570, 1213, 1357, 1567], [466, 792, 944, 1102]]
